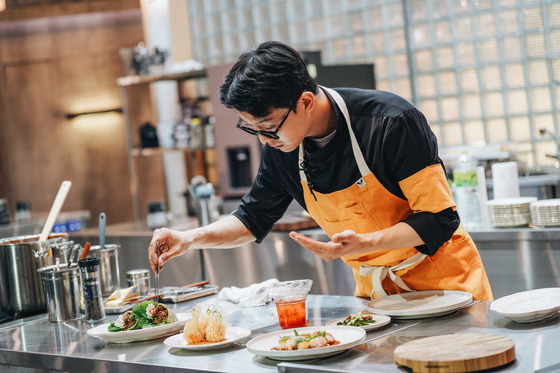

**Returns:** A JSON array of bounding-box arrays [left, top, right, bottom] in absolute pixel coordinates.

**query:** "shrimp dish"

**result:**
[[183, 304, 228, 344], [272, 330, 339, 350]]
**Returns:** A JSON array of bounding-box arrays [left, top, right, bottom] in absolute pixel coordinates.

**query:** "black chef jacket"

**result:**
[[232, 87, 459, 256]]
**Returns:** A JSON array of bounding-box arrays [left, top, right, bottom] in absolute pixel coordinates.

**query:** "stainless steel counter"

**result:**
[[71, 220, 560, 301], [0, 294, 558, 372]]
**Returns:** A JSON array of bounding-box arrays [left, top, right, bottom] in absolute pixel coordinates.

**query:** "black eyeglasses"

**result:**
[[236, 96, 300, 140]]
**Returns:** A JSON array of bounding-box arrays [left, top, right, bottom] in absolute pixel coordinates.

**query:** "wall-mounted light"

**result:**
[[65, 108, 122, 119], [0, 0, 6, 12]]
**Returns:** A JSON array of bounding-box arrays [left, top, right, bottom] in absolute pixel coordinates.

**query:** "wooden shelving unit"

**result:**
[[117, 68, 210, 221]]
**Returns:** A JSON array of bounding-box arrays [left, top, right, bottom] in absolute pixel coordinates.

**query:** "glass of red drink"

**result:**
[[275, 295, 307, 329], [269, 279, 313, 329]]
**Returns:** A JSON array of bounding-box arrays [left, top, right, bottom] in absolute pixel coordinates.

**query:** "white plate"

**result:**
[[246, 325, 365, 361], [487, 197, 537, 206], [87, 313, 189, 343], [490, 288, 560, 323], [365, 290, 473, 319], [325, 311, 391, 331], [163, 326, 252, 350]]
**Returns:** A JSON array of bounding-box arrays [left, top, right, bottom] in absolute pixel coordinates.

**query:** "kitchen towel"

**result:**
[[218, 278, 279, 307], [492, 162, 520, 199]]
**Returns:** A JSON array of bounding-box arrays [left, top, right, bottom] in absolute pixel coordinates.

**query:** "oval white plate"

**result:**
[[326, 311, 391, 331], [87, 313, 189, 344], [246, 325, 365, 361], [163, 327, 252, 350], [366, 290, 473, 319], [490, 287, 560, 323]]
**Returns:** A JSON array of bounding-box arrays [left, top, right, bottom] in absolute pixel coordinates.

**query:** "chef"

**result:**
[[148, 41, 493, 301]]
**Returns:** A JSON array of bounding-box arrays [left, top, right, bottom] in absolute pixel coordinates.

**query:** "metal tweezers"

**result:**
[[155, 241, 160, 301]]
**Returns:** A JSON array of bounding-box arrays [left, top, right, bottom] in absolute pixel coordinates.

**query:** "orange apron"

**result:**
[[299, 87, 493, 301]]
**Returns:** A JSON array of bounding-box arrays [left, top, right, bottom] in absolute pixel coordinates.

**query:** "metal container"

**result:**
[[88, 244, 121, 297], [0, 234, 72, 315], [126, 269, 150, 296], [79, 258, 105, 322], [37, 263, 81, 323]]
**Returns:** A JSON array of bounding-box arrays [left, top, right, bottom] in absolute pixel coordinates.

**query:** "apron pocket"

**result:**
[[322, 201, 382, 232]]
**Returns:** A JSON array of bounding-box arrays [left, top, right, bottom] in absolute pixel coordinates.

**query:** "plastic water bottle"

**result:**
[[453, 150, 481, 230]]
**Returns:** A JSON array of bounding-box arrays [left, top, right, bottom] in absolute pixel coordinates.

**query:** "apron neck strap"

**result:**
[[299, 87, 371, 181]]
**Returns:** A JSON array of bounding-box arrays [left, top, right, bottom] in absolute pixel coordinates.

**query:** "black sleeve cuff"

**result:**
[[401, 207, 460, 256]]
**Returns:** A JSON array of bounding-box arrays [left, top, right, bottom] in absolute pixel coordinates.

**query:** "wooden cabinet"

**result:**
[[117, 68, 215, 221]]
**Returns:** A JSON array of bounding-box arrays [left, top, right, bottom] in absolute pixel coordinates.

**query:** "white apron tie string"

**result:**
[[359, 252, 427, 298]]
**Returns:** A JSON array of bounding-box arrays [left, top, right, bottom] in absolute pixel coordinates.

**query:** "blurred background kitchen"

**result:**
[[1, 0, 559, 321]]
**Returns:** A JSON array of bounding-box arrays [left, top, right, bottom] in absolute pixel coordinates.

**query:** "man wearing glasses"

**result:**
[[149, 41, 493, 301]]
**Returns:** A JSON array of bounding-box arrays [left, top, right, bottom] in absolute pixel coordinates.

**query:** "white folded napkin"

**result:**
[[218, 278, 279, 307], [104, 286, 140, 308]]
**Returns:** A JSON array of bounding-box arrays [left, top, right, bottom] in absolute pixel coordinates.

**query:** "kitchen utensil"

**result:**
[[246, 326, 365, 361], [88, 244, 121, 297], [159, 284, 218, 303], [39, 181, 72, 242], [86, 313, 189, 344], [126, 269, 151, 296], [128, 293, 161, 304], [99, 212, 106, 250], [155, 241, 160, 300], [183, 280, 209, 288], [530, 199, 560, 227], [78, 257, 105, 322], [164, 327, 251, 351], [37, 263, 81, 322], [489, 287, 560, 323], [81, 242, 91, 260], [366, 290, 473, 319], [0, 234, 71, 315], [67, 244, 81, 267], [394, 333, 515, 372]]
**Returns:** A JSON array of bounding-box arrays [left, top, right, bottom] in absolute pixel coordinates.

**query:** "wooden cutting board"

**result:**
[[394, 333, 515, 373]]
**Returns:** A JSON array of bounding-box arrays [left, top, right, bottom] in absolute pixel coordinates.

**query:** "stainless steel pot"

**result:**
[[0, 234, 72, 315]]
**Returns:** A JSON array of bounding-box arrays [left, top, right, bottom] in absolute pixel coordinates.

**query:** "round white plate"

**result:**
[[325, 311, 391, 331], [163, 327, 252, 350], [87, 313, 189, 344], [490, 287, 560, 323], [246, 325, 365, 361], [365, 290, 473, 319]]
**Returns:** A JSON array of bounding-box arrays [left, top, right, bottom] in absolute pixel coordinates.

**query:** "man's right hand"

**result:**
[[148, 228, 190, 273]]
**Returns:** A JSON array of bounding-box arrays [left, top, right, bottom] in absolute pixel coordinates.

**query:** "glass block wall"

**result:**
[[188, 0, 560, 172]]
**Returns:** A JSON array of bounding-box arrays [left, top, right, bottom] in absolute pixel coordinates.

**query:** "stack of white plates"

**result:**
[[530, 199, 560, 227], [486, 197, 537, 228]]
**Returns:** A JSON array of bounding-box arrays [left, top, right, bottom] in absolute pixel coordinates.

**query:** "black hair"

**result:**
[[219, 41, 319, 118]]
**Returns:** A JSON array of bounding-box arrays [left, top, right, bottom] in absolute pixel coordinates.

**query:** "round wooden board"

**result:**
[[394, 333, 515, 373]]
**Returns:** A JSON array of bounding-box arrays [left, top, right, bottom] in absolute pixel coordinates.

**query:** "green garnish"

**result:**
[[279, 330, 328, 343], [336, 312, 377, 326]]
